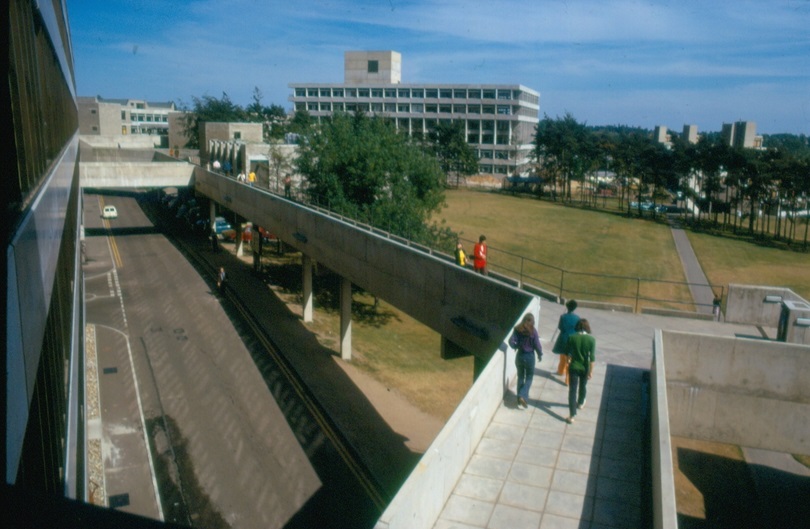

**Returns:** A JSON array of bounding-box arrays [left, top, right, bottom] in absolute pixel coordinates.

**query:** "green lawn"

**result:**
[[439, 189, 810, 304]]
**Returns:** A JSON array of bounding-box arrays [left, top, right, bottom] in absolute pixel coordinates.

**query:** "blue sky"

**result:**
[[69, 0, 810, 135]]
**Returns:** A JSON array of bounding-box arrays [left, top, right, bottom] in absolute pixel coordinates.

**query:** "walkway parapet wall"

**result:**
[[724, 284, 807, 326], [374, 300, 538, 529], [652, 329, 810, 528], [194, 168, 535, 358], [660, 330, 810, 455]]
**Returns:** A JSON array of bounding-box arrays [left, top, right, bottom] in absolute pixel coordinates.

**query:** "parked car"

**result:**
[[101, 205, 118, 219], [213, 217, 232, 239]]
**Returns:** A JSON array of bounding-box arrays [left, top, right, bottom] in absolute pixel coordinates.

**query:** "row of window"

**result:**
[[297, 101, 520, 115], [294, 86, 527, 101], [123, 111, 169, 123]]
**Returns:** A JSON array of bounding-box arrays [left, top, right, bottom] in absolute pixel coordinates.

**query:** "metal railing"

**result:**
[[217, 173, 724, 314]]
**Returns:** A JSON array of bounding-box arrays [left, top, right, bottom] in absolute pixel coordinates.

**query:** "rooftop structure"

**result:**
[[289, 51, 540, 177]]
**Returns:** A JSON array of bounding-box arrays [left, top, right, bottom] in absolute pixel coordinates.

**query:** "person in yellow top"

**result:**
[[454, 241, 467, 267], [248, 171, 256, 187]]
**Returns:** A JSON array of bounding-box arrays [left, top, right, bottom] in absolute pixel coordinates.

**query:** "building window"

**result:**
[[320, 102, 331, 111], [425, 104, 438, 113], [482, 105, 495, 115], [440, 89, 452, 98], [371, 103, 383, 112], [385, 88, 397, 98], [121, 111, 126, 120], [121, 126, 127, 134], [397, 104, 410, 112], [346, 88, 357, 98], [371, 88, 383, 98], [453, 105, 466, 114], [358, 88, 370, 98], [295, 88, 306, 97], [234, 132, 242, 140], [497, 105, 511, 115], [483, 90, 496, 99], [307, 88, 318, 97], [308, 102, 318, 111], [468, 105, 480, 114], [454, 89, 467, 99], [346, 103, 357, 112], [295, 102, 306, 110], [384, 103, 396, 112], [425, 88, 438, 98], [497, 90, 512, 100], [320, 88, 331, 97], [468, 89, 482, 99], [411, 104, 424, 113], [439, 104, 452, 113], [412, 89, 424, 98], [368, 60, 379, 73], [333, 102, 345, 111], [333, 88, 344, 97], [398, 88, 411, 98]]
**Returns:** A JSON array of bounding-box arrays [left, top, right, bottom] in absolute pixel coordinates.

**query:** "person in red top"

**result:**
[[473, 235, 488, 275]]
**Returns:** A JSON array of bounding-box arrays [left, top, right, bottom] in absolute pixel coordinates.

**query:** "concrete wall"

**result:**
[[661, 330, 810, 455], [194, 169, 535, 358], [650, 331, 679, 529], [373, 306, 533, 529], [724, 284, 806, 326], [80, 161, 194, 189]]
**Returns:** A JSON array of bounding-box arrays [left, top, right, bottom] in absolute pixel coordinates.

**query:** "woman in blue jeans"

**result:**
[[509, 313, 543, 409], [565, 319, 596, 424]]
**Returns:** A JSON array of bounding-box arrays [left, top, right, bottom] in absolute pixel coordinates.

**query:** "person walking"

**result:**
[[509, 313, 543, 409], [248, 170, 256, 187], [565, 319, 596, 424], [454, 240, 467, 267], [473, 235, 488, 275], [217, 267, 227, 294], [284, 175, 292, 198], [552, 299, 580, 385]]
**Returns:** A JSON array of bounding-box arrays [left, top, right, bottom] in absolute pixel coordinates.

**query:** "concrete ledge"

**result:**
[[576, 300, 635, 313], [651, 330, 679, 529], [641, 307, 713, 320]]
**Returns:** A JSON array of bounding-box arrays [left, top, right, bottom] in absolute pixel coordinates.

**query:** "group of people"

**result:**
[[454, 235, 488, 275], [509, 299, 596, 425]]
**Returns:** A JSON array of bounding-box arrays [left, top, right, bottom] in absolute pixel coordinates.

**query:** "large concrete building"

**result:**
[[289, 51, 540, 177], [78, 96, 178, 147], [721, 120, 763, 149]]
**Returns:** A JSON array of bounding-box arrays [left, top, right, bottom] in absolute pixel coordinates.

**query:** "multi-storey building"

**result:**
[[721, 120, 763, 149], [289, 51, 540, 176], [78, 96, 177, 146]]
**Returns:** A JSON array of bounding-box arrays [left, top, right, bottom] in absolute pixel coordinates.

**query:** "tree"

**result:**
[[534, 113, 596, 202], [429, 120, 478, 187], [179, 92, 247, 148], [295, 112, 451, 246]]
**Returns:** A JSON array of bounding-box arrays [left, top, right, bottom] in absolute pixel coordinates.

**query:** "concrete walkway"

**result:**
[[669, 221, 718, 316], [433, 302, 765, 529]]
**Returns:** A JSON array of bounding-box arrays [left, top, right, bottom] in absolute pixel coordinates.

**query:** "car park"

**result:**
[[101, 205, 118, 219]]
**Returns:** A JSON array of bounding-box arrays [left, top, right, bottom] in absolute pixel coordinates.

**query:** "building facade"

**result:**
[[78, 96, 177, 146], [289, 51, 540, 176], [5, 0, 83, 499], [721, 121, 763, 149]]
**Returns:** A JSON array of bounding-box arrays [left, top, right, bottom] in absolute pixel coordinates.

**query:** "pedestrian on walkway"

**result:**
[[565, 319, 595, 424], [211, 230, 219, 252], [509, 313, 543, 409], [248, 171, 256, 187], [454, 240, 467, 267], [217, 267, 227, 294], [284, 175, 292, 198], [552, 299, 580, 385], [473, 235, 488, 275], [713, 295, 722, 321]]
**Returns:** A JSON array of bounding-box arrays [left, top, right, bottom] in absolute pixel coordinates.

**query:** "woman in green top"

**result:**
[[565, 319, 596, 424]]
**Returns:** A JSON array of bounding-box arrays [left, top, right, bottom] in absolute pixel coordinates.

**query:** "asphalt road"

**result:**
[[83, 190, 384, 528]]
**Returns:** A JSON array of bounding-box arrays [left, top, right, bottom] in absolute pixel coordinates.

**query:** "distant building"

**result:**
[[78, 96, 179, 147], [721, 121, 763, 149], [289, 51, 541, 176], [653, 125, 671, 145], [682, 124, 699, 144]]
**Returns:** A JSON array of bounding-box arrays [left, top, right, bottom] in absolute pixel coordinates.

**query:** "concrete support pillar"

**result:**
[[209, 201, 216, 225], [235, 222, 244, 257], [340, 277, 352, 361], [302, 255, 313, 322]]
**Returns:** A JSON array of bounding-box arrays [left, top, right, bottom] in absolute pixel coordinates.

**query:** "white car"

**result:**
[[102, 205, 118, 219]]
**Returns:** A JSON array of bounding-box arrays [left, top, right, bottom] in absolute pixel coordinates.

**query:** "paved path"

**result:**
[[433, 302, 765, 529], [669, 220, 717, 316]]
